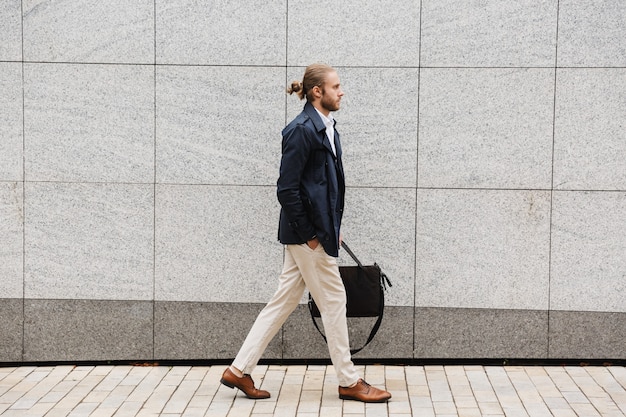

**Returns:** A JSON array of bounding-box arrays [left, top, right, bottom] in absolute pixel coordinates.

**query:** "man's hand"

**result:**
[[307, 238, 320, 250]]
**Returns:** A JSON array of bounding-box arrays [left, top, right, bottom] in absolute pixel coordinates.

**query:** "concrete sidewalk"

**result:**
[[0, 364, 625, 417]]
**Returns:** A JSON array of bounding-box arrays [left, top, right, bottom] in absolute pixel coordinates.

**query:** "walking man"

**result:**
[[220, 63, 391, 403]]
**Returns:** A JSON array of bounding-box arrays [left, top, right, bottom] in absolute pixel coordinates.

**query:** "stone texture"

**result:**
[[0, 183, 23, 299], [283, 305, 413, 360], [414, 307, 549, 358], [155, 184, 282, 303], [23, 0, 154, 63], [550, 191, 626, 313], [415, 189, 551, 310], [418, 68, 554, 189], [0, 0, 624, 364], [421, 0, 558, 67], [0, 62, 22, 181], [293, 67, 420, 189], [350, 306, 413, 359], [24, 63, 154, 183], [287, 0, 420, 67], [0, 0, 21, 61], [154, 301, 281, 360], [341, 187, 416, 307], [156, 66, 284, 185], [24, 183, 154, 300], [0, 298, 23, 362], [23, 299, 153, 362], [156, 0, 286, 65], [549, 311, 626, 359], [558, 1, 626, 67], [554, 69, 626, 190]]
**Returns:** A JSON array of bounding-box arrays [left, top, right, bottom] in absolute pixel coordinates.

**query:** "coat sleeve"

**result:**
[[277, 124, 317, 242]]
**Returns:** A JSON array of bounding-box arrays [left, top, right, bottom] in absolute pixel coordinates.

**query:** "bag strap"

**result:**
[[307, 241, 389, 355], [308, 298, 384, 355], [342, 242, 392, 289], [341, 241, 363, 267]]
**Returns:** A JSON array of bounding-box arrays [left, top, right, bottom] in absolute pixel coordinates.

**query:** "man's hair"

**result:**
[[286, 63, 335, 101]]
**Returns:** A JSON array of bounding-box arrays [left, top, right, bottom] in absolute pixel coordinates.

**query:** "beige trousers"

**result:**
[[232, 243, 360, 387]]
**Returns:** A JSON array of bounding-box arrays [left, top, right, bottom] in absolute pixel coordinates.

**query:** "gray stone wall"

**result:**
[[1, 1, 625, 362]]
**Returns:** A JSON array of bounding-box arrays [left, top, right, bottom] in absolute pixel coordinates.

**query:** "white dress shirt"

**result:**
[[315, 108, 337, 156]]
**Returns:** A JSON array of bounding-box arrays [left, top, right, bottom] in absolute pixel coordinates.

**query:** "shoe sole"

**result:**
[[339, 394, 390, 403], [220, 378, 235, 389]]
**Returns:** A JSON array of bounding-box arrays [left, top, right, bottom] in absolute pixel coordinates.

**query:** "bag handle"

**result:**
[[342, 241, 392, 289], [308, 241, 389, 355], [341, 241, 364, 268]]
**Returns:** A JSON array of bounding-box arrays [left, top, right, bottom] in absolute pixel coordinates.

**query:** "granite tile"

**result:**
[[550, 191, 626, 313], [421, 0, 558, 67], [283, 305, 328, 359], [340, 187, 416, 307], [415, 189, 551, 310], [287, 0, 420, 67], [418, 68, 554, 189], [0, 298, 23, 362], [309, 67, 419, 188], [350, 306, 413, 359], [156, 0, 286, 65], [24, 63, 154, 183], [23, 0, 153, 63], [284, 305, 412, 360], [155, 184, 282, 303], [558, 1, 626, 67], [414, 307, 549, 358], [554, 69, 626, 190], [549, 311, 626, 359], [154, 301, 281, 360], [24, 182, 154, 300], [24, 299, 153, 362], [156, 66, 284, 185], [0, 0, 21, 61], [0, 182, 23, 299], [0, 62, 23, 181]]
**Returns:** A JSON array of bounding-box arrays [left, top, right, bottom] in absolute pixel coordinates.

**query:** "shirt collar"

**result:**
[[314, 107, 334, 129]]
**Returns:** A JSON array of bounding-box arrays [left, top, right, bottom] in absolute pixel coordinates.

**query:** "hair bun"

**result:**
[[290, 81, 302, 93], [286, 80, 306, 100]]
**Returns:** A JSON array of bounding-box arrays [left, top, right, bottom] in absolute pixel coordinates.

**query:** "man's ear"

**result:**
[[312, 85, 322, 99]]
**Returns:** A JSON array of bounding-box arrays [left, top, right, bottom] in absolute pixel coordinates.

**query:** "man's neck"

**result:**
[[312, 101, 330, 117]]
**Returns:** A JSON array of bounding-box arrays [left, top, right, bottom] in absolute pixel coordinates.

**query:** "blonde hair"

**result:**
[[286, 63, 335, 101]]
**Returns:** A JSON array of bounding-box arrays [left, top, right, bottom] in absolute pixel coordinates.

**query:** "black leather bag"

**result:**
[[308, 241, 392, 354]]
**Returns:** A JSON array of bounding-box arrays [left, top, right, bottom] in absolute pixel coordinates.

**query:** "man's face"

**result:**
[[319, 71, 344, 113]]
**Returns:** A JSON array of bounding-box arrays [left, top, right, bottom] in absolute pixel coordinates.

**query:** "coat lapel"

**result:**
[[304, 102, 336, 157]]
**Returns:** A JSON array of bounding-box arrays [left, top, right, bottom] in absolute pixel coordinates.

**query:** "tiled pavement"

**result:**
[[1, 364, 625, 417]]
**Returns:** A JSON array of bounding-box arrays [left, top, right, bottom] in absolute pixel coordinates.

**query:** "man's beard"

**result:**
[[320, 92, 340, 112]]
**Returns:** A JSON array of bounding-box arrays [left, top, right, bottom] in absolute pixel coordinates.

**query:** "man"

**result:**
[[220, 64, 391, 403]]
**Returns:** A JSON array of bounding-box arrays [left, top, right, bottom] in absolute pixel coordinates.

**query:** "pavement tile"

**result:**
[[161, 379, 202, 414], [569, 401, 602, 416], [182, 408, 207, 417], [341, 398, 365, 414], [453, 395, 478, 408], [477, 401, 504, 415], [0, 364, 624, 416], [457, 408, 482, 417], [433, 401, 457, 414], [551, 410, 577, 417]]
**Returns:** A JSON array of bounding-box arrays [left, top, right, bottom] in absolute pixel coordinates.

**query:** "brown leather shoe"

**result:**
[[220, 368, 271, 399], [338, 379, 391, 403]]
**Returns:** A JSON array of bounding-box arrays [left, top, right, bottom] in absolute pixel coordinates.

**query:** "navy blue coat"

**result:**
[[277, 102, 345, 257]]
